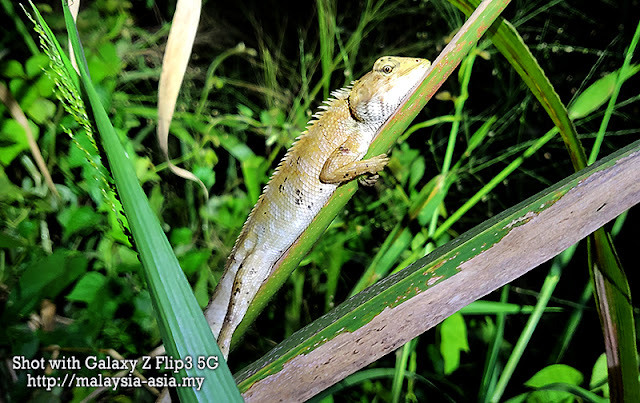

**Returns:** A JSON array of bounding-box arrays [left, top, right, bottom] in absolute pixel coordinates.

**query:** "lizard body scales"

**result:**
[[205, 56, 431, 357]]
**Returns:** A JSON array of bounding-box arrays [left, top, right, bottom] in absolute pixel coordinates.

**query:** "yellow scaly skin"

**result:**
[[205, 56, 431, 358]]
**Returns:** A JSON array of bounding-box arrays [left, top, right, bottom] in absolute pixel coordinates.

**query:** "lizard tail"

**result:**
[[204, 266, 235, 338], [216, 249, 273, 358]]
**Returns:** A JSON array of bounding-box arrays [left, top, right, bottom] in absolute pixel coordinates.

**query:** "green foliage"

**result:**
[[439, 313, 470, 375], [589, 353, 609, 398], [9, 250, 87, 316], [59, 0, 241, 400], [505, 364, 585, 403], [569, 64, 640, 121], [525, 364, 583, 389], [1, 0, 638, 401]]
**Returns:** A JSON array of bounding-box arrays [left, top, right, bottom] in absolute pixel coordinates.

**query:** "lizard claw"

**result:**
[[358, 173, 380, 186], [372, 154, 390, 165], [358, 154, 388, 186]]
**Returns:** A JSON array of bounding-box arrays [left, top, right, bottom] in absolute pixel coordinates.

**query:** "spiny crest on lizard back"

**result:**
[[225, 86, 352, 254], [262, 88, 350, 185], [310, 86, 351, 119], [348, 56, 430, 125]]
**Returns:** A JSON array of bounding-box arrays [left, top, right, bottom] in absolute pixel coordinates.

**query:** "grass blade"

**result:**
[[587, 20, 640, 402], [449, 0, 588, 171], [479, 286, 508, 402], [157, 0, 208, 198], [589, 230, 640, 402], [235, 140, 640, 401], [588, 21, 640, 164], [316, 0, 337, 100], [1, 0, 39, 55], [489, 244, 577, 402], [44, 2, 243, 401], [449, 3, 639, 399]]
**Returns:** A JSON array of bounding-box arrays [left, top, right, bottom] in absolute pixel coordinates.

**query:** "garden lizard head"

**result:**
[[348, 56, 431, 126]]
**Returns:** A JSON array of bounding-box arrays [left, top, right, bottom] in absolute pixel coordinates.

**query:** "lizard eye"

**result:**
[[381, 64, 394, 74]]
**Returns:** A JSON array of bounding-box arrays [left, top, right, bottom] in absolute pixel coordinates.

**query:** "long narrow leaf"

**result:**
[[490, 245, 577, 401], [157, 0, 208, 198], [236, 140, 640, 402], [449, 2, 640, 399], [449, 0, 588, 171], [49, 2, 242, 401], [589, 229, 640, 401], [586, 19, 640, 402]]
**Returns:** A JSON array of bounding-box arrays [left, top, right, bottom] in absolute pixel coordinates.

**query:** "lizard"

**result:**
[[204, 56, 431, 358]]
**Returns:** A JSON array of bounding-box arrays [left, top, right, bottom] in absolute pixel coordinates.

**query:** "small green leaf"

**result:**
[[1, 60, 26, 78], [87, 42, 122, 83], [6, 324, 40, 358], [219, 133, 255, 162], [26, 98, 56, 124], [9, 77, 39, 110], [389, 143, 420, 186], [25, 53, 50, 78], [134, 156, 161, 184], [440, 312, 470, 375], [590, 353, 609, 397], [171, 227, 194, 247], [12, 250, 87, 315], [408, 157, 426, 190], [193, 164, 216, 188], [0, 168, 24, 202], [523, 364, 584, 403], [242, 154, 268, 204], [179, 249, 212, 276], [0, 119, 37, 165], [194, 267, 211, 308], [34, 73, 56, 98], [57, 205, 104, 241], [133, 291, 158, 335], [205, 194, 251, 231], [237, 103, 254, 117], [503, 393, 527, 403], [0, 232, 27, 248], [525, 364, 583, 388], [67, 272, 108, 303], [260, 108, 285, 126], [569, 64, 640, 120]]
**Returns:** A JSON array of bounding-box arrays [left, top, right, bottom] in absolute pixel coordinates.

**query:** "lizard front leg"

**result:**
[[319, 144, 389, 184]]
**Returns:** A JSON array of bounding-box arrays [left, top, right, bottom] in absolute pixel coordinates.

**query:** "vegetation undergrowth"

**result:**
[[0, 0, 638, 401]]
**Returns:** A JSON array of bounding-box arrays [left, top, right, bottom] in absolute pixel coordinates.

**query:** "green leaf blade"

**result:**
[[43, 2, 244, 401]]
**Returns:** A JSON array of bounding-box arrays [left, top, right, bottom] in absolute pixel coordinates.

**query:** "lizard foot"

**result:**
[[358, 173, 380, 186]]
